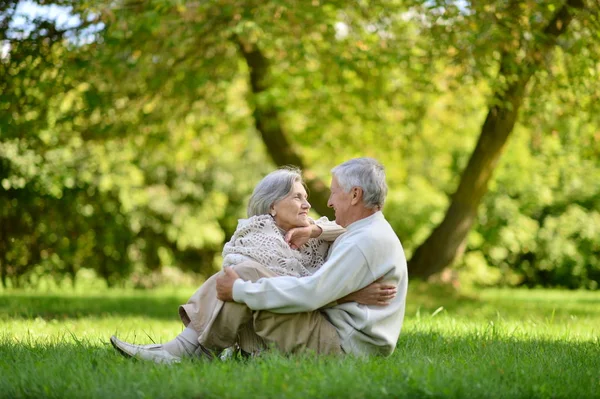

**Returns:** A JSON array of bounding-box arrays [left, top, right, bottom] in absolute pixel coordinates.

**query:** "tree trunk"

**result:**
[[235, 37, 334, 219], [0, 222, 6, 289], [409, 0, 585, 278], [0, 261, 5, 289], [409, 81, 527, 278]]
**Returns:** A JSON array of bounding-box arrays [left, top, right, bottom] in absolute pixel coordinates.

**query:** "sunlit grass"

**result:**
[[1, 283, 599, 398]]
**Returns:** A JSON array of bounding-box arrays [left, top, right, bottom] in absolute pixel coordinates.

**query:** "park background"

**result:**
[[1, 1, 599, 398]]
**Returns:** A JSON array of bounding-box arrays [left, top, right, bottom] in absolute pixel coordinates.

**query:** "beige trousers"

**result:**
[[179, 261, 343, 355]]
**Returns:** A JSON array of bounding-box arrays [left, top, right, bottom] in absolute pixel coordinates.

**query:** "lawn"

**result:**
[[1, 282, 598, 398]]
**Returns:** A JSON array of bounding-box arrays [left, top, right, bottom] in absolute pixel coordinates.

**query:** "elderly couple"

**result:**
[[110, 157, 408, 361]]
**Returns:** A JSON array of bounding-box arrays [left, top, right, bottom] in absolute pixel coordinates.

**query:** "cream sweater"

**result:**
[[233, 212, 408, 356]]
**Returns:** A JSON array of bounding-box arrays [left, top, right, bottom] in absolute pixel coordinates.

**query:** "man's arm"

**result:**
[[216, 265, 397, 307], [230, 243, 374, 313]]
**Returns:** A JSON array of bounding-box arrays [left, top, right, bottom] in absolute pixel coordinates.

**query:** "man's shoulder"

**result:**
[[331, 213, 399, 246], [350, 216, 403, 257], [356, 214, 398, 240]]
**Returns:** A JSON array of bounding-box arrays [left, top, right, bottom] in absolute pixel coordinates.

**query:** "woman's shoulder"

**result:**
[[234, 214, 277, 233], [238, 214, 273, 225], [251, 214, 274, 223]]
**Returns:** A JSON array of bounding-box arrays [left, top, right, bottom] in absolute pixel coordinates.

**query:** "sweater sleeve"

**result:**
[[314, 217, 346, 242], [232, 242, 372, 313]]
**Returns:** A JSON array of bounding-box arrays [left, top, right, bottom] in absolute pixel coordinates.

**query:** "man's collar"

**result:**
[[345, 211, 383, 231]]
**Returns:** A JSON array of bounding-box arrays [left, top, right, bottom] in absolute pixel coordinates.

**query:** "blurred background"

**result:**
[[1, 0, 599, 290]]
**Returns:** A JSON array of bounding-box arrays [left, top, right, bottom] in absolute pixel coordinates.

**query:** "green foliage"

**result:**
[[470, 112, 600, 289], [1, 0, 272, 287], [1, 0, 599, 288]]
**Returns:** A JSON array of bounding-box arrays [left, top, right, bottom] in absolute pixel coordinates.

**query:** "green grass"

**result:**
[[1, 283, 599, 398]]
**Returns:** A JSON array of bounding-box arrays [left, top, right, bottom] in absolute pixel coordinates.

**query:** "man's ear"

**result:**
[[350, 187, 363, 205]]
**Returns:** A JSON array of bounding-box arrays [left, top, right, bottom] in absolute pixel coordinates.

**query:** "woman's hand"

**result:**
[[338, 278, 397, 306], [285, 224, 322, 249]]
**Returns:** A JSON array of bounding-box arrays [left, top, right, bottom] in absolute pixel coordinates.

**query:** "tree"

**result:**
[[225, 0, 599, 280], [2, 0, 599, 288], [0, 0, 265, 286], [408, 0, 591, 278]]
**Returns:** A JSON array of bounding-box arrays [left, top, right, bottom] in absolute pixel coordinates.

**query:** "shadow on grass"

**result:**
[[2, 282, 599, 323], [392, 330, 600, 398]]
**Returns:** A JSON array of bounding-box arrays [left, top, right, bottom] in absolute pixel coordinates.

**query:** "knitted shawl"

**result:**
[[222, 215, 330, 277]]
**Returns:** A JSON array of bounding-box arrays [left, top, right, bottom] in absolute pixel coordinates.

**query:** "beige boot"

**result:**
[[110, 336, 181, 364]]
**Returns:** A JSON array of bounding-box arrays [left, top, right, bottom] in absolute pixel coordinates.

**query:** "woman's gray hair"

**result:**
[[331, 157, 388, 209], [247, 167, 304, 217]]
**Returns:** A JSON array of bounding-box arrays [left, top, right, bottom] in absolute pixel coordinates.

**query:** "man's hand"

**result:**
[[216, 267, 241, 302], [285, 224, 322, 250], [338, 278, 397, 306]]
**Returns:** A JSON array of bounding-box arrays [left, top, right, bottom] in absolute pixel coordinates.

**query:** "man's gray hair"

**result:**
[[331, 157, 388, 209], [247, 167, 303, 217]]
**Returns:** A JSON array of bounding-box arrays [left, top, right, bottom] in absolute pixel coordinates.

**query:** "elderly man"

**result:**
[[111, 158, 407, 360], [213, 157, 408, 356]]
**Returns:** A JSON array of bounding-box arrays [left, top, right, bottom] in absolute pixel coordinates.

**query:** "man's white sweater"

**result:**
[[232, 211, 408, 356]]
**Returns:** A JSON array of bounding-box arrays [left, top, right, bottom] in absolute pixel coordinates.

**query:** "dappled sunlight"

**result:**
[[1, 285, 598, 398], [2, 284, 598, 346], [0, 288, 192, 344], [1, 316, 183, 346], [2, 0, 599, 396], [406, 282, 600, 334], [404, 316, 598, 344]]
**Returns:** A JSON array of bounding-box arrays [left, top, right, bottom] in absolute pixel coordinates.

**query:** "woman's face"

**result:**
[[272, 181, 311, 231]]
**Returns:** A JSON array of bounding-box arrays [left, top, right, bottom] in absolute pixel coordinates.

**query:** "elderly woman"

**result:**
[[111, 167, 396, 363]]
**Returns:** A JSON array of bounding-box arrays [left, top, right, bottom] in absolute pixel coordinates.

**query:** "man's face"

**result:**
[[327, 176, 353, 227]]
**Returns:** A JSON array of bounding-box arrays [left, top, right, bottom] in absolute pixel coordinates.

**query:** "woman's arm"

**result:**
[[313, 217, 346, 241], [285, 217, 345, 249]]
